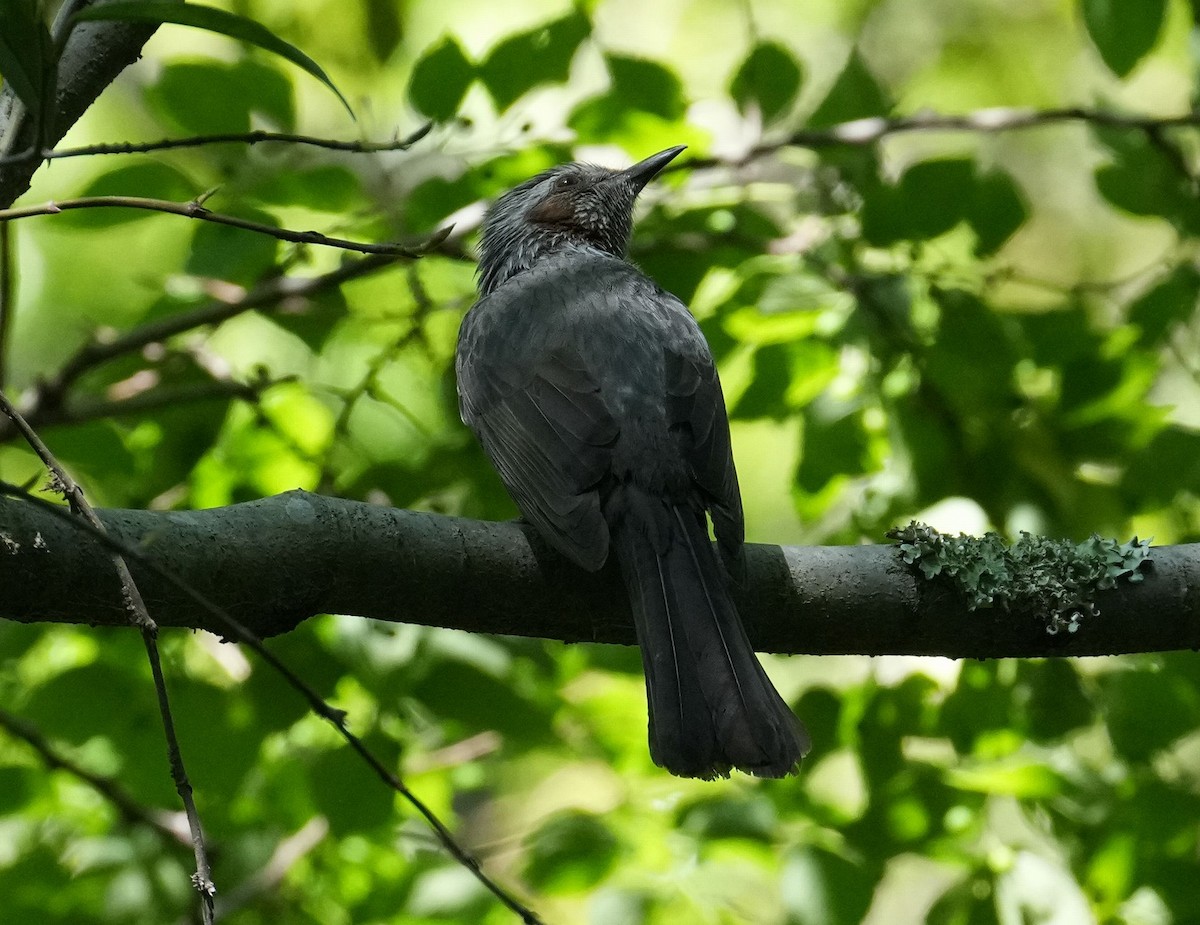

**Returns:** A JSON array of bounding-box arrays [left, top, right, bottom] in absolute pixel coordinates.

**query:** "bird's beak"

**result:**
[[615, 145, 686, 193]]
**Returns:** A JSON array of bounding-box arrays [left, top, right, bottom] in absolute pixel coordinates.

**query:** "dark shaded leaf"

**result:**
[[186, 206, 280, 284], [478, 11, 590, 110], [1102, 667, 1200, 761], [1119, 426, 1200, 507], [1082, 0, 1167, 77], [862, 159, 975, 244], [798, 408, 870, 492], [733, 343, 791, 419], [310, 739, 397, 836], [782, 848, 878, 925], [364, 0, 403, 63], [408, 36, 474, 122], [58, 162, 197, 227], [0, 0, 51, 115], [807, 50, 890, 127], [523, 811, 620, 893], [966, 170, 1026, 256], [75, 0, 353, 115], [731, 41, 803, 124], [1128, 264, 1200, 344], [1020, 660, 1093, 742], [607, 55, 685, 119], [1094, 126, 1200, 231], [146, 60, 294, 135]]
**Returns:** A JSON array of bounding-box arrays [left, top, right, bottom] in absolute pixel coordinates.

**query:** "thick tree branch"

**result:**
[[1, 490, 1196, 658]]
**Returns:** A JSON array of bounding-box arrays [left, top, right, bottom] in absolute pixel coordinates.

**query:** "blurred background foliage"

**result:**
[[1, 0, 1200, 922]]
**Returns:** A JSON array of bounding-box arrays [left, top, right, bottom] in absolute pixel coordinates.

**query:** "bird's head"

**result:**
[[477, 145, 685, 295]]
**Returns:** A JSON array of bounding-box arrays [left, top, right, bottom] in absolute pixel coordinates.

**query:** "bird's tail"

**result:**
[[608, 486, 809, 779]]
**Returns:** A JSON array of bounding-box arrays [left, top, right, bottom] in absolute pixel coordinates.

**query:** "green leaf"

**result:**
[[1130, 266, 1200, 343], [966, 169, 1026, 256], [808, 50, 890, 127], [733, 343, 792, 420], [145, 60, 294, 135], [606, 55, 685, 119], [1102, 668, 1200, 761], [364, 0, 403, 63], [730, 41, 803, 124], [186, 206, 280, 284], [0, 0, 51, 115], [798, 408, 870, 492], [568, 55, 687, 144], [478, 11, 590, 111], [74, 0, 353, 117], [1082, 0, 1167, 77], [59, 162, 197, 227], [408, 36, 474, 122], [523, 811, 620, 893], [862, 158, 975, 244]]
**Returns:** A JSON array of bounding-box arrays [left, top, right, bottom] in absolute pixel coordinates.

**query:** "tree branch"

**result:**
[[1, 489, 1196, 659], [678, 105, 1200, 171], [0, 705, 190, 846], [0, 121, 433, 165], [0, 195, 448, 256]]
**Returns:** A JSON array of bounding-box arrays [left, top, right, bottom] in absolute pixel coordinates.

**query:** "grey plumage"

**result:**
[[457, 146, 809, 778]]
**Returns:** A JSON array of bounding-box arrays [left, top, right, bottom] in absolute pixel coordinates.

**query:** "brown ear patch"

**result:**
[[529, 194, 574, 225]]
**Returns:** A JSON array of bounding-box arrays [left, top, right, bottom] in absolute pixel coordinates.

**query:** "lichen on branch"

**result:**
[[887, 522, 1153, 634]]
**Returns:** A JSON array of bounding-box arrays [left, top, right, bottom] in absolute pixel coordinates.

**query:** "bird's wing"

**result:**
[[648, 282, 744, 569], [458, 343, 619, 571]]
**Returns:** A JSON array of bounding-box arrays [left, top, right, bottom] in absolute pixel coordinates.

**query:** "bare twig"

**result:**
[[0, 378, 268, 443], [30, 253, 399, 416], [0, 121, 433, 166], [0, 482, 546, 925], [0, 195, 452, 257], [678, 105, 1200, 170], [0, 705, 189, 846], [0, 392, 217, 923]]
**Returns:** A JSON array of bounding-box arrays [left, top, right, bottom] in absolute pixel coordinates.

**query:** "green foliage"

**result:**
[[74, 1, 352, 116], [477, 11, 590, 111], [1081, 0, 1168, 76], [730, 42, 803, 124], [2, 1, 1200, 924], [409, 37, 475, 122], [889, 522, 1152, 631], [0, 0, 53, 117]]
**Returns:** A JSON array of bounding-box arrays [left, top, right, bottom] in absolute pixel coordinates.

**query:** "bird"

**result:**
[[456, 145, 809, 779]]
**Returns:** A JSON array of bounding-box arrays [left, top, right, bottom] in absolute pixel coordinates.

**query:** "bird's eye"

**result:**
[[555, 174, 579, 190]]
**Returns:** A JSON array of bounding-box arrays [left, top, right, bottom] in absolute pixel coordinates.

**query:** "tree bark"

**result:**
[[0, 0, 182, 209], [1, 490, 1197, 658]]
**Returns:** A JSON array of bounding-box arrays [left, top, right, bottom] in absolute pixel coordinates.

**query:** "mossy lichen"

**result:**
[[886, 522, 1152, 634]]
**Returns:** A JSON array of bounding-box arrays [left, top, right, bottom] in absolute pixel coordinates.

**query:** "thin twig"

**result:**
[[0, 706, 189, 846], [32, 253, 399, 414], [0, 378, 268, 443], [0, 482, 547, 925], [0, 393, 217, 923], [0, 195, 452, 257], [678, 105, 1200, 170], [0, 122, 433, 166]]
